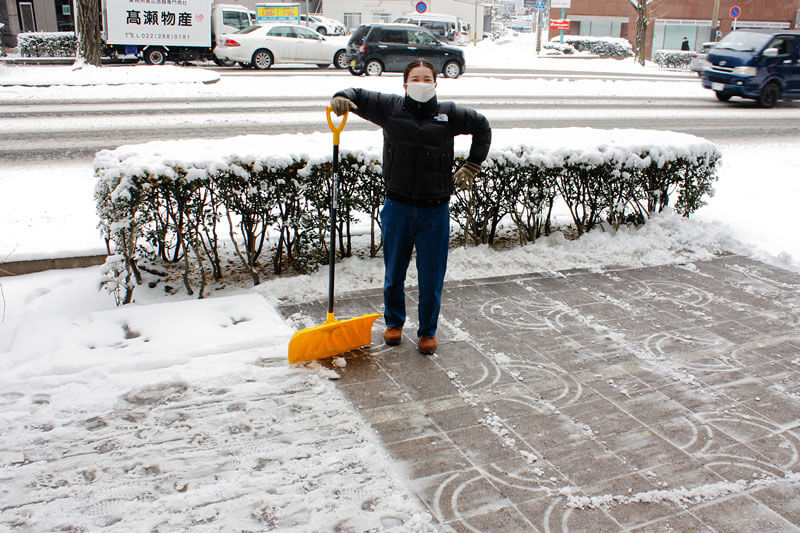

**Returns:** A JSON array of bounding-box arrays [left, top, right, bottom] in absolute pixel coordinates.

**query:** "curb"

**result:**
[[0, 254, 107, 277]]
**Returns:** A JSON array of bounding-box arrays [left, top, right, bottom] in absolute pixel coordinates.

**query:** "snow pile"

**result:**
[[565, 472, 800, 509], [0, 63, 220, 87]]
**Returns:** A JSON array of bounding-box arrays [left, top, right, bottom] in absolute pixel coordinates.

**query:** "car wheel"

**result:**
[[715, 91, 732, 102], [334, 49, 348, 69], [144, 47, 167, 65], [317, 27, 327, 36], [758, 82, 780, 108], [443, 61, 462, 79], [365, 59, 383, 76], [251, 49, 273, 70], [348, 65, 364, 76]]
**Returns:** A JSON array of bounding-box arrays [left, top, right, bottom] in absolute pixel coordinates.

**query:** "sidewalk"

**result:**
[[283, 255, 800, 531]]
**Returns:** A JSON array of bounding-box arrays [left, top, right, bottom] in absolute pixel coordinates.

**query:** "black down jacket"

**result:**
[[333, 88, 492, 206]]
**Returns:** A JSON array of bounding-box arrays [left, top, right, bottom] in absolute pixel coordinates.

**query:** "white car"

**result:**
[[299, 14, 345, 36], [214, 24, 349, 70]]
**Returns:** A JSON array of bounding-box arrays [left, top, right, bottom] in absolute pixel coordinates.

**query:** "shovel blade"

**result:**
[[288, 312, 381, 364]]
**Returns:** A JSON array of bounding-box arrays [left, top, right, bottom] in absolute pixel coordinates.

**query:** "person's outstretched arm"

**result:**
[[331, 88, 401, 128]]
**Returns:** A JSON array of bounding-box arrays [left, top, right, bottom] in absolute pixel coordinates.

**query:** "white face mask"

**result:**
[[406, 82, 436, 103]]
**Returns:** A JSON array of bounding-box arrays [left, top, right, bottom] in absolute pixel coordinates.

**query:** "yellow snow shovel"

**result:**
[[288, 106, 381, 364]]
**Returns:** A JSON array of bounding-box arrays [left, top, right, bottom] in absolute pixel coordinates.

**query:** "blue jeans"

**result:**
[[380, 199, 450, 338]]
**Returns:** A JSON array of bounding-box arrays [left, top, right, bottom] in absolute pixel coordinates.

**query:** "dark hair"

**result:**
[[403, 58, 436, 83]]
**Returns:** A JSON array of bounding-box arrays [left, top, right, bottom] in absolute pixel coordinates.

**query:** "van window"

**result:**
[[765, 36, 794, 55], [378, 29, 409, 44], [222, 10, 251, 30], [715, 31, 771, 52]]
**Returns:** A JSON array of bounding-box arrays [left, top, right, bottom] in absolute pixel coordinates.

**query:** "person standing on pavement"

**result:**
[[329, 58, 492, 355], [681, 37, 690, 51]]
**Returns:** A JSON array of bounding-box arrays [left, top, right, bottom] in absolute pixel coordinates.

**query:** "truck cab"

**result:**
[[702, 30, 800, 107]]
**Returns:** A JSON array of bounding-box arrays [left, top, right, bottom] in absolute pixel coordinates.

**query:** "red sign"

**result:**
[[415, 1, 427, 14], [550, 19, 570, 30], [730, 5, 741, 18]]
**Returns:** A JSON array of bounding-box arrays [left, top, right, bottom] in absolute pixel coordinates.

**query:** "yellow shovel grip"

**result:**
[[326, 106, 348, 145]]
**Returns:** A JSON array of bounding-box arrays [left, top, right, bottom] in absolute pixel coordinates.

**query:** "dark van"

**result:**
[[345, 23, 465, 78], [701, 30, 800, 107]]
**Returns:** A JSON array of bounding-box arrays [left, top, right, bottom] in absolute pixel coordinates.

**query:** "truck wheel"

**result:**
[[334, 50, 348, 69], [443, 61, 462, 78], [251, 49, 273, 70], [365, 59, 383, 76], [715, 91, 731, 102], [144, 47, 167, 65], [758, 82, 780, 108]]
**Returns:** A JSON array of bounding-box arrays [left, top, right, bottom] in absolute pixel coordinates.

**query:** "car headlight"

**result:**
[[731, 66, 757, 77]]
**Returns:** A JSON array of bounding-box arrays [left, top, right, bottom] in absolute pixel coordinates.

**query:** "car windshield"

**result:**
[[714, 31, 771, 52]]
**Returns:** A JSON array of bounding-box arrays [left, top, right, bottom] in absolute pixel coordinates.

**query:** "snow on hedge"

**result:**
[[548, 35, 633, 57], [95, 128, 716, 181]]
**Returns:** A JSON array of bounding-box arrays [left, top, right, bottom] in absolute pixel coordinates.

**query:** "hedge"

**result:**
[[94, 128, 720, 304], [18, 31, 76, 57], [653, 49, 693, 70], [548, 35, 633, 58]]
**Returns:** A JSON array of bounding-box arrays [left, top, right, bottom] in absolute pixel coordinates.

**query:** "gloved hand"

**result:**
[[453, 161, 482, 190], [330, 96, 357, 116]]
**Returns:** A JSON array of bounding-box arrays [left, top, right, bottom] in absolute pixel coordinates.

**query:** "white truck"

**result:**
[[102, 0, 252, 65]]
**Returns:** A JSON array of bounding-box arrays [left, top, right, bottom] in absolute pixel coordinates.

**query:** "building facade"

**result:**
[[548, 0, 800, 56], [3, 0, 799, 53], [321, 0, 490, 39]]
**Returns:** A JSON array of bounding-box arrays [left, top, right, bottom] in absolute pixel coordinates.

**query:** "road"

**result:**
[[2, 67, 799, 164]]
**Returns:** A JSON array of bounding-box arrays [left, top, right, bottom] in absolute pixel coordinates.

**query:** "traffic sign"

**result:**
[[534, 2, 547, 11], [550, 19, 570, 30], [730, 5, 741, 18], [415, 1, 427, 13]]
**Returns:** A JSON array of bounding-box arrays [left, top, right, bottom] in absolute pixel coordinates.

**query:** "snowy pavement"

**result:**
[[280, 255, 800, 530]]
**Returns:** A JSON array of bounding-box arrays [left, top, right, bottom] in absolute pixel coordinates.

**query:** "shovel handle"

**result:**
[[326, 106, 348, 146]]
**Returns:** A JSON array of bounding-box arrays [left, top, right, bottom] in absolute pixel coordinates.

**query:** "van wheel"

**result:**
[[365, 60, 384, 76], [144, 47, 167, 65], [443, 61, 462, 78], [758, 82, 780, 108], [715, 91, 731, 102], [252, 49, 273, 70], [334, 50, 348, 69]]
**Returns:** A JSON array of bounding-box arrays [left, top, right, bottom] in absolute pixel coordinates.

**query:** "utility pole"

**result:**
[[710, 0, 720, 41]]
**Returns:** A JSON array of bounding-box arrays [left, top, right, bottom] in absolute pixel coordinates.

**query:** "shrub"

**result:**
[[94, 129, 720, 303], [652, 49, 693, 70], [18, 31, 76, 57], [550, 35, 633, 57]]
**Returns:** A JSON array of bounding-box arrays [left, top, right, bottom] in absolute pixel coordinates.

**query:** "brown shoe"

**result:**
[[384, 326, 403, 346], [418, 336, 437, 355]]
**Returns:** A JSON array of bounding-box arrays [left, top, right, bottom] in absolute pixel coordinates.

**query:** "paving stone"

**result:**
[[283, 256, 800, 530]]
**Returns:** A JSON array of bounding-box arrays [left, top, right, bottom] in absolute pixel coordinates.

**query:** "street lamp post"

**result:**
[[710, 0, 720, 41]]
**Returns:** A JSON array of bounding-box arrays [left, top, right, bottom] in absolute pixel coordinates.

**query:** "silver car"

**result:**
[[689, 42, 715, 76]]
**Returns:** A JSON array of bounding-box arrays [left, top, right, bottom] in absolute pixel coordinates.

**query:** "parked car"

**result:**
[[689, 41, 714, 76], [300, 14, 345, 36], [214, 24, 349, 70], [701, 30, 800, 107], [346, 23, 465, 78]]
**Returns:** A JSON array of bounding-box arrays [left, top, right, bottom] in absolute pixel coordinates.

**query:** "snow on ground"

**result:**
[[1, 34, 799, 530], [0, 62, 220, 86]]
